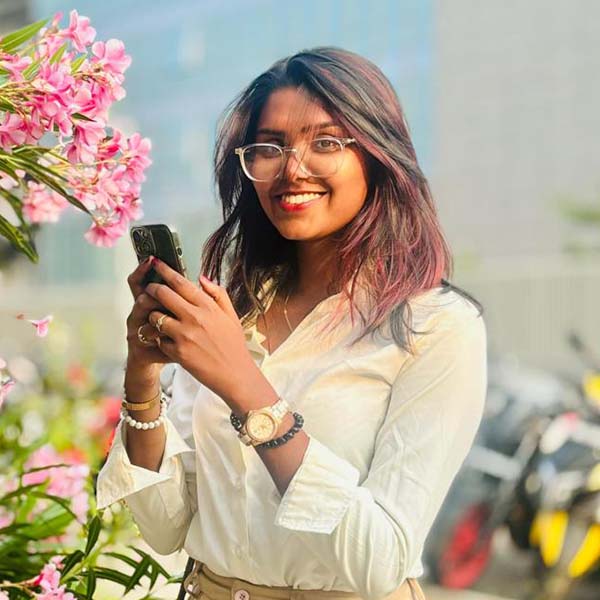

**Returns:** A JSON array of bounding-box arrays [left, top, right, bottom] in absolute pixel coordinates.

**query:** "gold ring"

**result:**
[[155, 314, 168, 333], [137, 324, 156, 346]]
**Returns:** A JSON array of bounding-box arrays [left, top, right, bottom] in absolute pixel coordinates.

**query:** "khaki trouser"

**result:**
[[181, 560, 426, 600]]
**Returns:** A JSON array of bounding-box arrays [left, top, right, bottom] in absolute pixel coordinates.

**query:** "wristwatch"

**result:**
[[236, 397, 291, 446]]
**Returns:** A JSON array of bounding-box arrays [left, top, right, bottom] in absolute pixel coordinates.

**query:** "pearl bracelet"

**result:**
[[120, 396, 167, 430]]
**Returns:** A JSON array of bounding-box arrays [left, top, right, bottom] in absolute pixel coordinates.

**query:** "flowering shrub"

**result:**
[[0, 317, 180, 598], [0, 10, 152, 261], [0, 14, 178, 599]]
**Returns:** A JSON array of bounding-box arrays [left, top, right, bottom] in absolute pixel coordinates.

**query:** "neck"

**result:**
[[293, 239, 338, 298]]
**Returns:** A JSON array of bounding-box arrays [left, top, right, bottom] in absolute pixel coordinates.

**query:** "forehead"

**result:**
[[256, 87, 337, 133]]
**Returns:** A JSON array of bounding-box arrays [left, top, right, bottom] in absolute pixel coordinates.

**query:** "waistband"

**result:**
[[182, 560, 425, 600]]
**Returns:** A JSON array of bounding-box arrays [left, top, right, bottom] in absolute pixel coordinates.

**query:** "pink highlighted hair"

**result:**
[[202, 47, 482, 354]]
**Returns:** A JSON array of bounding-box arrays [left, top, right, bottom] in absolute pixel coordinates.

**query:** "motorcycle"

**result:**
[[424, 331, 600, 598], [423, 350, 574, 588], [525, 332, 600, 600]]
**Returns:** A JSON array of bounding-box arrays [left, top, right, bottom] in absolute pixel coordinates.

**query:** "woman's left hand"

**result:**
[[144, 258, 260, 406]]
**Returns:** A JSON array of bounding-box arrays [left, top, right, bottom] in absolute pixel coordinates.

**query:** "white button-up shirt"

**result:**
[[96, 283, 487, 600]]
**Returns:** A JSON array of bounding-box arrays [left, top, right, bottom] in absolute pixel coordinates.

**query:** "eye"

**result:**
[[252, 144, 281, 158], [312, 138, 340, 152]]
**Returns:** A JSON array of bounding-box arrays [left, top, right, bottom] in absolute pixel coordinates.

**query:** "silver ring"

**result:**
[[155, 314, 168, 333], [137, 324, 156, 346]]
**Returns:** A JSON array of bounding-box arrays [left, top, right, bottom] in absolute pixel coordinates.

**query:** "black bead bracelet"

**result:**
[[256, 412, 304, 449]]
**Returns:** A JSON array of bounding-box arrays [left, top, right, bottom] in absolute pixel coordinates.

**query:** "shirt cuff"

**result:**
[[95, 416, 195, 510], [274, 435, 361, 534]]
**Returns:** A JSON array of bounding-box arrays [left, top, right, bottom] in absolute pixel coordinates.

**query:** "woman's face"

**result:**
[[251, 87, 369, 245]]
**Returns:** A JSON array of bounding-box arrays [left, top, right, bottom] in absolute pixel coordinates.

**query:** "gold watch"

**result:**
[[238, 397, 291, 446]]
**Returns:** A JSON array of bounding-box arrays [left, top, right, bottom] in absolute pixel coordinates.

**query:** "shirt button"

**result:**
[[234, 590, 250, 600]]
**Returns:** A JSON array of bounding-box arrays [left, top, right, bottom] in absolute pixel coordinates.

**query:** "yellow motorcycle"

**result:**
[[528, 333, 600, 600]]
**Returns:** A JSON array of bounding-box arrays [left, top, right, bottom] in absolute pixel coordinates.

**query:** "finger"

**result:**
[[148, 311, 177, 339], [150, 258, 212, 308], [130, 293, 166, 328], [127, 255, 155, 299], [198, 275, 240, 325], [145, 281, 194, 321]]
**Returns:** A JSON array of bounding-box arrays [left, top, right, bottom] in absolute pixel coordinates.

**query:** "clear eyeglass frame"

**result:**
[[234, 136, 357, 182]]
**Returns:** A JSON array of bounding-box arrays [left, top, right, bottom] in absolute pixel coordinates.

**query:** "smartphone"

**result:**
[[130, 224, 188, 288]]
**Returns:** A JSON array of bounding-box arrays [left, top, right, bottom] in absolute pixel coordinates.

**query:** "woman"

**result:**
[[96, 47, 487, 600]]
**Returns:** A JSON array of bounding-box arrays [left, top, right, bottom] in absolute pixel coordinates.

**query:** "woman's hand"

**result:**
[[125, 256, 172, 378], [143, 258, 260, 405]]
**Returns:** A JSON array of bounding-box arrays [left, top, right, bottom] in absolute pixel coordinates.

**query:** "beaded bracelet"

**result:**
[[120, 395, 167, 430], [255, 412, 304, 449]]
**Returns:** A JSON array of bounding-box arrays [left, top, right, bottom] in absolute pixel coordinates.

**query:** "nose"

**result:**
[[281, 148, 308, 180]]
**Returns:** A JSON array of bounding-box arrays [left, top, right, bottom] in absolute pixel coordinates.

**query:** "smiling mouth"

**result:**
[[275, 191, 327, 205]]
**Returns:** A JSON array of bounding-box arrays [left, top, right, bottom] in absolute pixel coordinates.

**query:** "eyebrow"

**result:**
[[256, 122, 342, 136]]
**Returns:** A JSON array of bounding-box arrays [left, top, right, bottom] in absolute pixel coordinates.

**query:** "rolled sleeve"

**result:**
[[274, 435, 361, 533], [95, 416, 195, 511]]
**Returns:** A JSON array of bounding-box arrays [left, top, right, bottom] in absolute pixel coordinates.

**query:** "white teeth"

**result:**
[[281, 192, 324, 204]]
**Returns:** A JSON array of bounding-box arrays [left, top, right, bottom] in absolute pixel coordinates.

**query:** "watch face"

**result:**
[[247, 413, 276, 441]]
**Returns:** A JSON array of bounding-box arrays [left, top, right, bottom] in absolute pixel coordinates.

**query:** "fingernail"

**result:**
[[145, 255, 154, 264], [151, 257, 159, 267]]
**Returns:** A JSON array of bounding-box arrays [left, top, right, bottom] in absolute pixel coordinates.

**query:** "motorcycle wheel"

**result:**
[[506, 498, 536, 550], [432, 501, 494, 589]]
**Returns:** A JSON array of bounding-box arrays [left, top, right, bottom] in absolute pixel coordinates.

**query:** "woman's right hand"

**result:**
[[126, 256, 172, 378]]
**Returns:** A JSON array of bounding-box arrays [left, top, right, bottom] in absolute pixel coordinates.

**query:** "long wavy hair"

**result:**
[[201, 46, 483, 355]]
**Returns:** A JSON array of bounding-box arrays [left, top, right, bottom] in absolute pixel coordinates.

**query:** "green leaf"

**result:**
[[49, 42, 68, 65], [22, 57, 42, 80], [85, 568, 97, 600], [0, 213, 38, 263], [124, 555, 151, 594], [71, 55, 87, 73], [128, 546, 170, 579], [0, 18, 49, 53], [61, 549, 85, 577], [104, 551, 138, 569], [0, 187, 31, 231], [84, 515, 101, 556], [93, 566, 132, 586], [71, 112, 95, 122], [0, 98, 16, 112], [18, 502, 73, 540]]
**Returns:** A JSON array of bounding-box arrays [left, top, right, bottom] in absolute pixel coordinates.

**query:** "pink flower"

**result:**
[[26, 315, 54, 337], [124, 133, 152, 183], [22, 183, 69, 224], [65, 118, 106, 164], [0, 53, 33, 82], [91, 39, 131, 76], [32, 556, 75, 599], [115, 197, 143, 222], [23, 445, 90, 522], [0, 113, 27, 149], [61, 10, 96, 53], [70, 84, 103, 120], [0, 590, 9, 600], [0, 357, 6, 369], [84, 216, 128, 248]]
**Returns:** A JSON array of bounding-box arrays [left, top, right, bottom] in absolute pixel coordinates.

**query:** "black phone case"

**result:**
[[130, 224, 188, 289]]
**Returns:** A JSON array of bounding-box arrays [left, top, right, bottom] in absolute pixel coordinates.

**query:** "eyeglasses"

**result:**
[[234, 136, 357, 182]]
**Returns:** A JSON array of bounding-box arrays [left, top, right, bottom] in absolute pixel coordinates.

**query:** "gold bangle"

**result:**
[[122, 388, 161, 411]]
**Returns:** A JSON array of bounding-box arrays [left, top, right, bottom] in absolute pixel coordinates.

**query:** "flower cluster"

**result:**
[[0, 10, 151, 250], [23, 444, 90, 522]]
